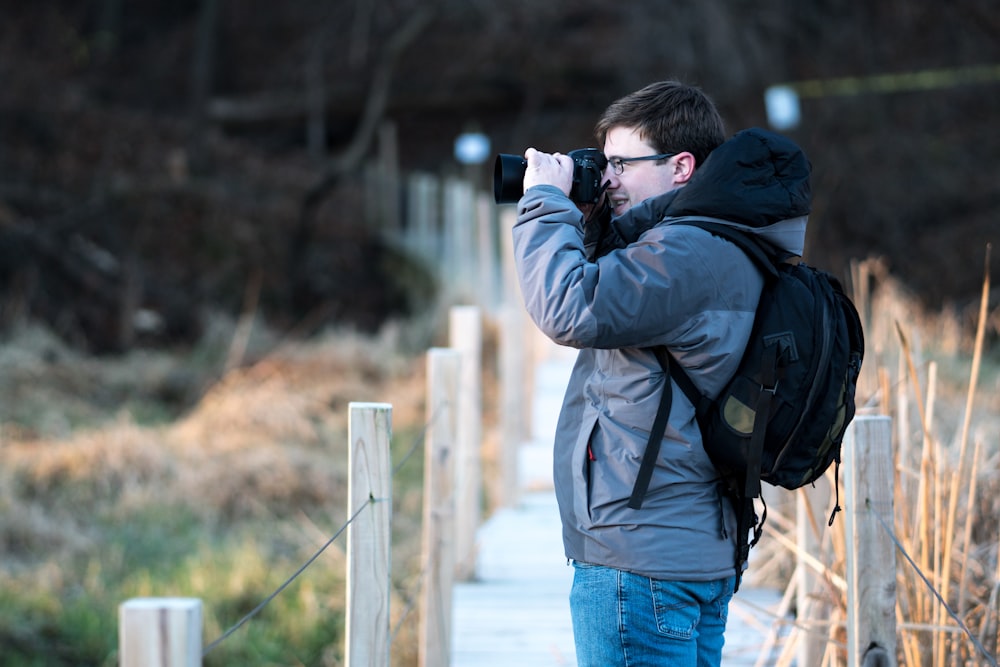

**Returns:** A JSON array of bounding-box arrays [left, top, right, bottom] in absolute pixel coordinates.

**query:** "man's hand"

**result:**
[[523, 148, 574, 197]]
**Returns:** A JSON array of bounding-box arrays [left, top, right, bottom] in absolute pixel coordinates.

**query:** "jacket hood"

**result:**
[[605, 128, 811, 255], [668, 127, 811, 226]]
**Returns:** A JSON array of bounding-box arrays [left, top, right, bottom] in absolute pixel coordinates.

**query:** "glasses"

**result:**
[[608, 153, 676, 175]]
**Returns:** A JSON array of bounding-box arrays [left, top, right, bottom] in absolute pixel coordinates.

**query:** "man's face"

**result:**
[[602, 126, 683, 216]]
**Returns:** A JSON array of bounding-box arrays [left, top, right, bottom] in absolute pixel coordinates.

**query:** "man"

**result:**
[[511, 80, 811, 666]]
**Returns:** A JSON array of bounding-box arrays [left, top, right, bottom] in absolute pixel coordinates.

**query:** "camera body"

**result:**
[[493, 148, 608, 205]]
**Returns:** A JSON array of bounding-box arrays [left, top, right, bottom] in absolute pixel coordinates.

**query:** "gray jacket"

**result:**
[[512, 128, 811, 580]]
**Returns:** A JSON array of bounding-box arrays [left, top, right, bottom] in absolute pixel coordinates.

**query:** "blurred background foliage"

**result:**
[[1, 0, 998, 354]]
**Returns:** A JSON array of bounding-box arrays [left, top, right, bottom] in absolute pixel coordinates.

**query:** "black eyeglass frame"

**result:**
[[607, 153, 676, 175]]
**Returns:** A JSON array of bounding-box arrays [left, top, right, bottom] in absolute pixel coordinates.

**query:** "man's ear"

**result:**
[[673, 152, 697, 184]]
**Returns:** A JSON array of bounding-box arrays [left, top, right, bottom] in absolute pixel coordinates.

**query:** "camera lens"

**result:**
[[493, 154, 527, 204]]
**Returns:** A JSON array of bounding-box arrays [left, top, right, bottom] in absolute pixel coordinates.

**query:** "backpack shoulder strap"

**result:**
[[627, 346, 739, 508], [627, 346, 674, 510], [666, 352, 707, 420]]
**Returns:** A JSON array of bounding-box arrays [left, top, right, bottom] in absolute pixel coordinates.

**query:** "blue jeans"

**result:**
[[569, 561, 736, 667]]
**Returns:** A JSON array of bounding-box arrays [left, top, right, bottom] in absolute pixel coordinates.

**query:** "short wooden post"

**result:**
[[419, 349, 460, 667], [119, 597, 202, 667], [449, 306, 482, 581], [346, 402, 393, 667], [843, 415, 897, 666]]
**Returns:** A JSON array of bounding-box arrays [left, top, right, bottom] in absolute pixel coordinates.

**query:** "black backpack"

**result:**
[[627, 218, 865, 590]]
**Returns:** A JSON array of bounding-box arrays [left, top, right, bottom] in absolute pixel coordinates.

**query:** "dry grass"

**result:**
[[1, 324, 426, 520]]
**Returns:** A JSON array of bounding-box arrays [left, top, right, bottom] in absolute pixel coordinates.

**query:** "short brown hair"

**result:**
[[595, 81, 726, 168]]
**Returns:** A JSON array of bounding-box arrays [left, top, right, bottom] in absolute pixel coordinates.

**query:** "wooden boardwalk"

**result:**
[[451, 491, 576, 666], [451, 343, 787, 666]]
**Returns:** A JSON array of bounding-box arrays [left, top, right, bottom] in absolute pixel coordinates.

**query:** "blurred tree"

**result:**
[[0, 0, 996, 352], [288, 4, 435, 320], [188, 0, 220, 174]]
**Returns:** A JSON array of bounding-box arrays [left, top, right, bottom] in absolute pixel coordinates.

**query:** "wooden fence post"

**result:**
[[843, 414, 897, 666], [419, 349, 461, 667], [405, 172, 441, 264], [449, 306, 482, 581], [346, 402, 393, 667], [443, 178, 476, 301], [498, 303, 525, 508], [475, 192, 499, 310], [119, 597, 202, 667], [498, 206, 533, 443]]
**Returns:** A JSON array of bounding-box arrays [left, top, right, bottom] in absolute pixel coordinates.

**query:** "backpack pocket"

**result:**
[[719, 375, 760, 437]]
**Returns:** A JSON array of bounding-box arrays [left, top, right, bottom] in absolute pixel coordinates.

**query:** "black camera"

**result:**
[[493, 148, 608, 205]]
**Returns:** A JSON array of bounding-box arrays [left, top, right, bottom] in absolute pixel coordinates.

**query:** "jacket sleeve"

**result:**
[[512, 186, 761, 354]]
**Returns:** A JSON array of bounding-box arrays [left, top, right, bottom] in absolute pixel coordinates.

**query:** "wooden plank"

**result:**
[[451, 492, 575, 667]]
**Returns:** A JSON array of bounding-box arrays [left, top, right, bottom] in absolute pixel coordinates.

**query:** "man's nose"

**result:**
[[602, 166, 619, 187]]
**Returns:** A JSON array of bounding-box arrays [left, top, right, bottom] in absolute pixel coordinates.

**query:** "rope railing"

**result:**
[[202, 497, 377, 657], [871, 503, 1000, 667], [198, 402, 444, 658]]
